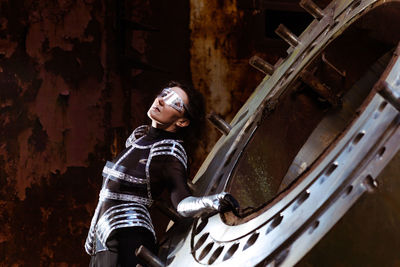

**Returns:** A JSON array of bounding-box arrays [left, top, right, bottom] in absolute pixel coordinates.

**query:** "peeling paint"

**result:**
[[0, 0, 194, 265], [189, 0, 268, 154], [0, 0, 109, 264]]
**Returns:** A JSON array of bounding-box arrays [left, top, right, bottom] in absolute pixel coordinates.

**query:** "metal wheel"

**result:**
[[164, 1, 400, 266]]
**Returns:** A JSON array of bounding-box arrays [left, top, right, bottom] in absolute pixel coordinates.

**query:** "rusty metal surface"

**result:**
[[164, 1, 400, 266], [0, 0, 194, 265]]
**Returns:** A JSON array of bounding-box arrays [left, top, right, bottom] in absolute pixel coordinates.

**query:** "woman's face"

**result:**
[[147, 86, 190, 132]]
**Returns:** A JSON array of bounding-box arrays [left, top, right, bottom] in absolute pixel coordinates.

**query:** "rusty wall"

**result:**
[[190, 0, 272, 155], [0, 0, 270, 264], [0, 0, 191, 265], [0, 1, 110, 265]]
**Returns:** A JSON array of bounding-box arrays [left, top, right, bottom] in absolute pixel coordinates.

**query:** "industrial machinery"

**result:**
[[140, 0, 400, 266]]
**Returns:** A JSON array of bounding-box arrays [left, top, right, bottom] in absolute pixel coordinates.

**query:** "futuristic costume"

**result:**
[[85, 125, 236, 265], [85, 124, 189, 256]]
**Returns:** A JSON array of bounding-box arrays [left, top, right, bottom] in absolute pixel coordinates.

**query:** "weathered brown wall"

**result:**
[[189, 0, 277, 155], [0, 1, 110, 265], [0, 0, 191, 265]]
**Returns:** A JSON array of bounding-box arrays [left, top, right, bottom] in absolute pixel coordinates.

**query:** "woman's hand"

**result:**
[[177, 192, 240, 218]]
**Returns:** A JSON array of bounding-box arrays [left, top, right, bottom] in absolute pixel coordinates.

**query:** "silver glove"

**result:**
[[177, 192, 239, 217]]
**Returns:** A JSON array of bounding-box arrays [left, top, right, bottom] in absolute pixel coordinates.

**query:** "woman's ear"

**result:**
[[176, 118, 190, 128]]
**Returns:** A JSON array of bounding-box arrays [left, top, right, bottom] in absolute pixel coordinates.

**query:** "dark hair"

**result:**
[[166, 80, 206, 170]]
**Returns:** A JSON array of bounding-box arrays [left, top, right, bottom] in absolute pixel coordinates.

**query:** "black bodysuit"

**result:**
[[85, 126, 191, 266]]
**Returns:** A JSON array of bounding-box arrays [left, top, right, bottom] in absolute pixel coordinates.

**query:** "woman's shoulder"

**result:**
[[150, 139, 187, 169], [125, 125, 150, 147]]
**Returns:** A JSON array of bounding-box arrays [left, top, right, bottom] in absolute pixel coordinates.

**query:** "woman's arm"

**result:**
[[156, 156, 239, 217], [177, 192, 239, 217]]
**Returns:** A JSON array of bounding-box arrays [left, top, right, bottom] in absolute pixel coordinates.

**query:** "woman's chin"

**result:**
[[148, 110, 159, 121]]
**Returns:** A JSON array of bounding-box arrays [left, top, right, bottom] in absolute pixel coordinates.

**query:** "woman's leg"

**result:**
[[89, 236, 119, 267], [115, 227, 157, 267], [89, 227, 156, 267]]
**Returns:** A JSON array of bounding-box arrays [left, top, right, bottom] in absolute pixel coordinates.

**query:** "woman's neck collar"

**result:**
[[148, 126, 180, 139]]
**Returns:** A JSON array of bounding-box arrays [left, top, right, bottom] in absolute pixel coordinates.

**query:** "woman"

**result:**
[[85, 81, 238, 266]]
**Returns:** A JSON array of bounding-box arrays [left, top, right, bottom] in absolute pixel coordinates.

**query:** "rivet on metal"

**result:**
[[243, 232, 260, 250], [208, 246, 224, 264], [322, 53, 346, 78], [194, 232, 210, 251], [379, 82, 400, 111], [275, 24, 301, 47], [299, 69, 341, 106], [199, 242, 214, 261], [249, 55, 275, 75], [308, 220, 320, 234], [300, 0, 324, 20], [293, 190, 310, 211], [208, 112, 232, 135], [136, 245, 165, 267], [363, 175, 378, 193], [376, 147, 386, 159], [266, 213, 284, 234], [325, 162, 338, 176], [223, 243, 239, 261]]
